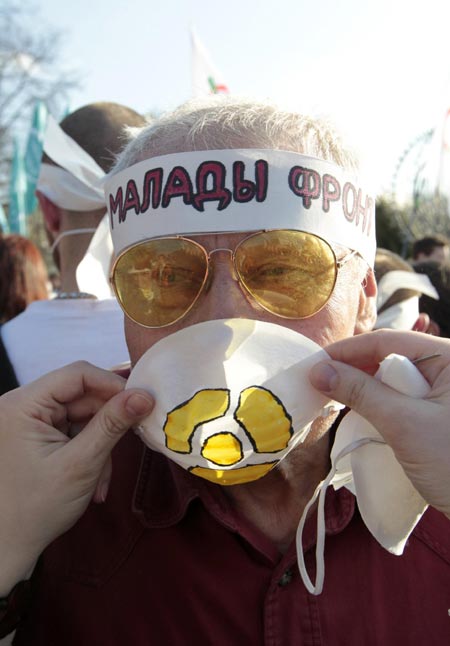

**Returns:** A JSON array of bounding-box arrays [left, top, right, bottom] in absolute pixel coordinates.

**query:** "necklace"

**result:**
[[55, 291, 97, 300]]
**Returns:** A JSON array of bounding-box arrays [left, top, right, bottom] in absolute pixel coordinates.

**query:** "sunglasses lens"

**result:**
[[235, 230, 337, 318], [113, 239, 208, 327]]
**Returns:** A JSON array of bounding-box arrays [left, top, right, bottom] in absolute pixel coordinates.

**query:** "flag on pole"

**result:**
[[190, 28, 229, 97], [8, 138, 27, 234], [24, 100, 48, 214]]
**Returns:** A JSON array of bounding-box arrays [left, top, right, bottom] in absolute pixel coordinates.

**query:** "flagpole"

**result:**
[[8, 138, 27, 235]]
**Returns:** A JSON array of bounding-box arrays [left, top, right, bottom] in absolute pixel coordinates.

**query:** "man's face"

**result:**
[[416, 246, 450, 264], [125, 230, 368, 366], [428, 246, 449, 264]]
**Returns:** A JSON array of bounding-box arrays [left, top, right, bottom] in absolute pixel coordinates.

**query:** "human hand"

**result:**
[[309, 329, 450, 519], [0, 361, 153, 595]]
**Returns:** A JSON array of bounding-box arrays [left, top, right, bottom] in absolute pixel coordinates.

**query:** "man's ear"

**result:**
[[37, 191, 61, 236], [354, 268, 377, 335]]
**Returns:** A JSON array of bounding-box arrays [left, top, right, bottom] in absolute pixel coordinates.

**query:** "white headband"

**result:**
[[376, 270, 438, 310], [38, 164, 105, 211], [104, 149, 376, 266], [36, 114, 105, 211]]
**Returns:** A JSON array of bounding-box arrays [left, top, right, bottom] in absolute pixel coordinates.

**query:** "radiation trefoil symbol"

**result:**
[[163, 386, 293, 485]]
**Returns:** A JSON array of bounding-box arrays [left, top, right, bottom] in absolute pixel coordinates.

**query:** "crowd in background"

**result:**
[[374, 233, 450, 335]]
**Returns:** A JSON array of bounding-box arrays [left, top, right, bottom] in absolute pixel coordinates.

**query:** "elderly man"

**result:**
[[3, 98, 450, 645]]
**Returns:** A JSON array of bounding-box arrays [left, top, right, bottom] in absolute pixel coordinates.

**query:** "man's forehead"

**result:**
[[105, 148, 376, 267]]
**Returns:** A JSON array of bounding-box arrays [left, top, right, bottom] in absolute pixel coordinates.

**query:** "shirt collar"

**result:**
[[132, 445, 356, 549]]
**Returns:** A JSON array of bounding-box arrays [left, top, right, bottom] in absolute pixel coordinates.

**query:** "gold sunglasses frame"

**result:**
[[110, 229, 357, 329]]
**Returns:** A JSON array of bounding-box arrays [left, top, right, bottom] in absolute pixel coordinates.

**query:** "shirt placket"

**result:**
[[263, 548, 323, 646]]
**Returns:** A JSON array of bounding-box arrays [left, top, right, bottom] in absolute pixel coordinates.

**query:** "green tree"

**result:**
[[375, 196, 408, 255]]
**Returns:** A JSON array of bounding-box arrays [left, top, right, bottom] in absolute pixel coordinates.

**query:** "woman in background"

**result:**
[[0, 234, 49, 324]]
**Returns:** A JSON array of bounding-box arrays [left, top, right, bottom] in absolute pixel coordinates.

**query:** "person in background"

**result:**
[[374, 247, 438, 330], [0, 103, 146, 388], [411, 233, 450, 264], [414, 260, 450, 337], [0, 234, 48, 324]]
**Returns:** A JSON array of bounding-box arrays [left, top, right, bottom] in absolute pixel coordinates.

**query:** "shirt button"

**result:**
[[278, 568, 293, 587]]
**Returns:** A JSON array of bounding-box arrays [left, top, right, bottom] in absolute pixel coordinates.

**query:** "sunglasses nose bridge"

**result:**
[[207, 247, 238, 280], [208, 247, 233, 258]]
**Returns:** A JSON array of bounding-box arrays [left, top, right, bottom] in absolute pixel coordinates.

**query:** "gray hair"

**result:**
[[113, 95, 357, 174]]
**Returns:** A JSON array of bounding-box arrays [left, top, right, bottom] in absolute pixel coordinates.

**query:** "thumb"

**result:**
[[309, 360, 412, 441], [66, 388, 154, 472]]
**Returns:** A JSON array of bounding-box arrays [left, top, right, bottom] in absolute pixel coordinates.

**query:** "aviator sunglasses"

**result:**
[[110, 229, 357, 328]]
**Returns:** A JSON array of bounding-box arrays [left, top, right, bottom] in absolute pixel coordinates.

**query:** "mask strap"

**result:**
[[51, 227, 97, 254], [296, 437, 377, 595]]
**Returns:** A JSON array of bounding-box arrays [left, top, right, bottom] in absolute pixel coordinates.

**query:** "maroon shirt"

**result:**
[[15, 431, 450, 645]]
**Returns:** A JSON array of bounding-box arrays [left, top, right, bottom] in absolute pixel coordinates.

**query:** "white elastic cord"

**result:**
[[296, 465, 335, 595], [296, 437, 378, 595], [50, 227, 97, 254]]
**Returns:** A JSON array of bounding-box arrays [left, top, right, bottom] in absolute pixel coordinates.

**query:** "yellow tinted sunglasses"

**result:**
[[110, 229, 356, 328]]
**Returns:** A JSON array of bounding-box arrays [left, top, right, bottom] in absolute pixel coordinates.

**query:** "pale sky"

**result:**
[[32, 0, 450, 195]]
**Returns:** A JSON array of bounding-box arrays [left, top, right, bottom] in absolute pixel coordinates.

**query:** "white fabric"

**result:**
[[38, 164, 105, 211], [296, 354, 430, 595], [42, 114, 105, 190], [374, 296, 420, 330], [1, 299, 129, 385], [127, 319, 340, 485], [105, 149, 376, 266], [37, 114, 105, 211], [191, 27, 229, 96], [376, 270, 438, 309], [76, 214, 114, 299], [375, 271, 439, 330]]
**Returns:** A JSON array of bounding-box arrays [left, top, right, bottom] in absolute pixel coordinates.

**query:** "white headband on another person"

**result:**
[[38, 165, 104, 211], [375, 270, 439, 330], [37, 114, 105, 211], [104, 149, 376, 266], [36, 114, 114, 298]]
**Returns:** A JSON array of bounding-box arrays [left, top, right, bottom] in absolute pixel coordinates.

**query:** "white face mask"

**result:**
[[126, 319, 341, 486], [128, 323, 428, 594], [296, 353, 430, 595]]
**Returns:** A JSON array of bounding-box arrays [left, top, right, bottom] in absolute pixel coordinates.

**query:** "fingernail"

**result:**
[[310, 362, 339, 392], [125, 393, 153, 416]]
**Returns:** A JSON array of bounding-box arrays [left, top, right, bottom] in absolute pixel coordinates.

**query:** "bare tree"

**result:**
[[0, 1, 78, 199]]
